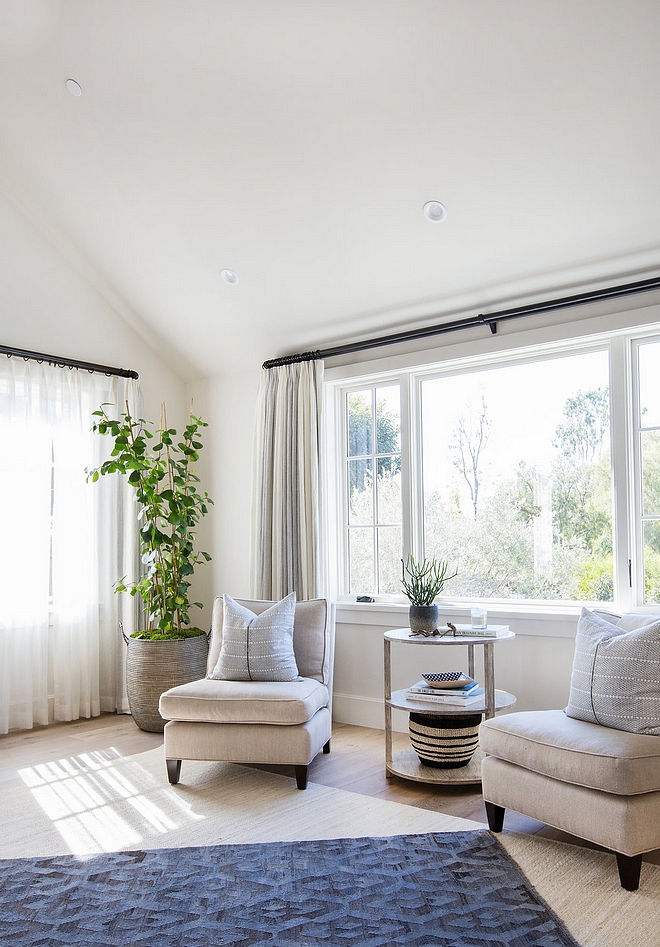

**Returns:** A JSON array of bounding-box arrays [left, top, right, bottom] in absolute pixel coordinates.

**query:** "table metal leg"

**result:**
[[384, 638, 393, 774], [467, 643, 475, 680], [484, 643, 495, 718]]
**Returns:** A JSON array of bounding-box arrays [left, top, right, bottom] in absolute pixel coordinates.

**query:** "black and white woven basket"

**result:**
[[409, 711, 481, 768]]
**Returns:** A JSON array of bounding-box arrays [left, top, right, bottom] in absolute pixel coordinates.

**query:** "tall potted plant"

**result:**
[[89, 403, 213, 732], [401, 554, 458, 634]]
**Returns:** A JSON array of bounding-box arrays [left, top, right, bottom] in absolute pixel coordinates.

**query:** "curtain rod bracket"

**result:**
[[478, 314, 497, 334]]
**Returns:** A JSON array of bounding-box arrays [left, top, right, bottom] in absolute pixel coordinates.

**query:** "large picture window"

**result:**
[[333, 328, 660, 609], [422, 349, 612, 601]]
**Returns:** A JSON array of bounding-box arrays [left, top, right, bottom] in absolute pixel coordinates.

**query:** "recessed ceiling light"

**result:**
[[423, 201, 448, 223], [221, 269, 239, 285], [65, 78, 82, 97]]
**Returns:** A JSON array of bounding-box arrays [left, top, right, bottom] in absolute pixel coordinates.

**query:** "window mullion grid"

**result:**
[[610, 336, 634, 610], [635, 339, 648, 607], [372, 387, 379, 594], [323, 383, 342, 600], [630, 336, 658, 608], [342, 390, 350, 597], [632, 335, 660, 606], [406, 373, 424, 562], [399, 374, 413, 566]]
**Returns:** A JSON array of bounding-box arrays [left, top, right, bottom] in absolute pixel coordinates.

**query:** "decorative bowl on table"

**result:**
[[421, 672, 475, 689]]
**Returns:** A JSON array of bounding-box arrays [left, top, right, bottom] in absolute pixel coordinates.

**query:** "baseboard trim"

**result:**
[[332, 693, 407, 733]]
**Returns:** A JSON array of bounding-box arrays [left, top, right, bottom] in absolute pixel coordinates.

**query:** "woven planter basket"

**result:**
[[409, 711, 482, 769], [125, 634, 209, 733]]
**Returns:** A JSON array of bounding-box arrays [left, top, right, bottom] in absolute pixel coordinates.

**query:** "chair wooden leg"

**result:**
[[166, 759, 182, 785], [485, 801, 505, 832], [323, 739, 331, 754], [295, 765, 308, 790], [616, 852, 642, 891]]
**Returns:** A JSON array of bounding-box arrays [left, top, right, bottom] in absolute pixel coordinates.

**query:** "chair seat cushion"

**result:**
[[159, 676, 329, 726], [480, 709, 660, 795]]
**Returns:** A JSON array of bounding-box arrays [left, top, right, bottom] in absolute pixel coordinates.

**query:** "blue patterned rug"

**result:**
[[0, 830, 579, 946]]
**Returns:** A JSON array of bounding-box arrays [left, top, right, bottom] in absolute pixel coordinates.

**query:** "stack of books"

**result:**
[[407, 678, 485, 706], [450, 623, 510, 638]]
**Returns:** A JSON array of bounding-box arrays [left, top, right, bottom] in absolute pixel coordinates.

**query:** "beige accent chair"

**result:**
[[480, 709, 660, 890], [159, 597, 335, 790]]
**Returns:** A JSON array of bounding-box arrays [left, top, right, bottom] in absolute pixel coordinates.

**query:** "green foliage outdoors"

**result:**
[[643, 547, 660, 604], [553, 388, 610, 464], [88, 404, 213, 639], [641, 514, 660, 603], [575, 555, 614, 602], [348, 393, 401, 492], [400, 554, 458, 605], [424, 386, 615, 601]]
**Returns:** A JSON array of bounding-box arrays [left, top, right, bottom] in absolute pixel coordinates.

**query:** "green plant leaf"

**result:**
[[91, 403, 212, 635]]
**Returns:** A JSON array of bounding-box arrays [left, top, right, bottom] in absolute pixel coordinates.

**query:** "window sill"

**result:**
[[335, 600, 588, 637]]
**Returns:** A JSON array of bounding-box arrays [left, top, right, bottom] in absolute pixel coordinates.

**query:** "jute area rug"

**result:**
[[2, 746, 659, 947]]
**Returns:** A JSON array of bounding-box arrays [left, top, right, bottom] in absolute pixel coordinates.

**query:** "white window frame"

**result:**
[[629, 331, 660, 607], [335, 376, 410, 598], [324, 311, 660, 618]]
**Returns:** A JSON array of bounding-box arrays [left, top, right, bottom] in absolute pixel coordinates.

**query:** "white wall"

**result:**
[[0, 191, 185, 421], [185, 369, 262, 624]]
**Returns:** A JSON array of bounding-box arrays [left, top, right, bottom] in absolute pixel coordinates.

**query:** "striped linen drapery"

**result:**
[[251, 360, 323, 600]]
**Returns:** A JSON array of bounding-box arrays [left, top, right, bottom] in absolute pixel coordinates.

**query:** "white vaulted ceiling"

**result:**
[[1, 0, 660, 378]]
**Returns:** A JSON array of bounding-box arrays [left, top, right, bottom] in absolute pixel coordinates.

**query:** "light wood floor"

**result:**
[[2, 713, 658, 865]]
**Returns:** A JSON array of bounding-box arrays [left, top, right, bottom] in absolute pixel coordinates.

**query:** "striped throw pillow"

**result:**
[[209, 592, 300, 682], [565, 608, 660, 735]]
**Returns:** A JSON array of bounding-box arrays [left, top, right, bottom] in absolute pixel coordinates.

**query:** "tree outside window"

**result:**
[[347, 386, 401, 595], [421, 350, 612, 601]]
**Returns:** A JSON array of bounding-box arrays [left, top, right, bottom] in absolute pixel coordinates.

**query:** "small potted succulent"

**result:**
[[401, 554, 458, 634]]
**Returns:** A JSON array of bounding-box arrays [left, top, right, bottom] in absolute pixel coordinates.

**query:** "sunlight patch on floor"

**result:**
[[17, 746, 204, 854]]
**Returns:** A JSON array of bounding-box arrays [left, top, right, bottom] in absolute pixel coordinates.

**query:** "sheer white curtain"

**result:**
[[251, 360, 323, 600], [0, 359, 140, 733]]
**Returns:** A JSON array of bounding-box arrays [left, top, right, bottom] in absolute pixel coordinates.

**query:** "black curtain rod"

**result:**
[[0, 344, 139, 379], [262, 275, 660, 370]]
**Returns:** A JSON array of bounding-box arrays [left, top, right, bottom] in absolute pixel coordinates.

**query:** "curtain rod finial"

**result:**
[[262, 350, 323, 370]]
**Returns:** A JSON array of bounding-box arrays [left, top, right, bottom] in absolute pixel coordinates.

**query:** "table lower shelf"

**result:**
[[388, 688, 516, 715], [386, 746, 486, 785]]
